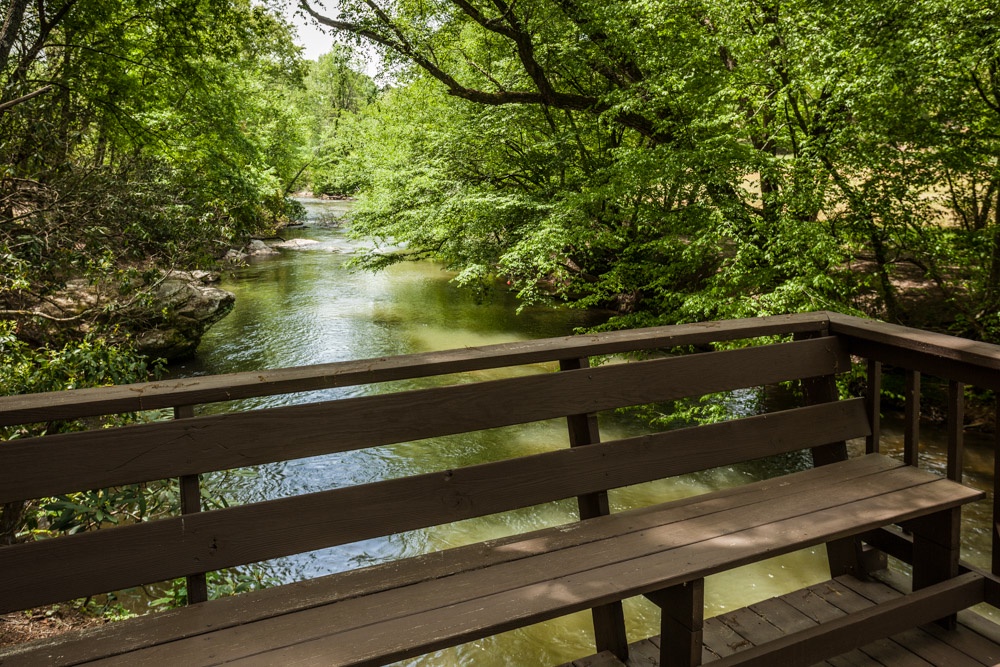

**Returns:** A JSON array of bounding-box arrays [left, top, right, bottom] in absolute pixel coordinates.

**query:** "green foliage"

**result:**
[[296, 47, 378, 196], [0, 320, 165, 545], [1, 0, 309, 345], [0, 321, 160, 427], [305, 0, 1000, 343], [151, 567, 280, 608]]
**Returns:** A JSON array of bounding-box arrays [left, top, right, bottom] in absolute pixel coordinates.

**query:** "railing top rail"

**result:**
[[828, 313, 1000, 390], [0, 313, 830, 426]]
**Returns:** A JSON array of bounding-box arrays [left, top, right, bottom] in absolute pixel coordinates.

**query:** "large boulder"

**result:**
[[34, 271, 235, 361], [133, 271, 235, 359]]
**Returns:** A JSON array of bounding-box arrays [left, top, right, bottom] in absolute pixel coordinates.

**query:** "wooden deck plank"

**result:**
[[778, 588, 882, 667], [567, 650, 628, 666], [923, 616, 1000, 665], [811, 579, 882, 614], [855, 637, 934, 667], [0, 338, 849, 504], [865, 569, 1000, 666], [703, 617, 752, 658], [783, 586, 851, 624], [887, 628, 983, 667], [92, 468, 975, 666], [716, 607, 785, 645], [824, 651, 882, 667], [570, 576, 999, 667], [621, 638, 659, 666], [706, 574, 984, 667], [748, 598, 817, 634]]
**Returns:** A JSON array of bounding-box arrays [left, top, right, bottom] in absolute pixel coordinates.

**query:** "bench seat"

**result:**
[[2, 453, 981, 667]]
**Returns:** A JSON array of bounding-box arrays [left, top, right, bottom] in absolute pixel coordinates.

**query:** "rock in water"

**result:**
[[33, 271, 235, 361], [134, 271, 235, 359], [273, 238, 320, 249], [246, 239, 280, 256]]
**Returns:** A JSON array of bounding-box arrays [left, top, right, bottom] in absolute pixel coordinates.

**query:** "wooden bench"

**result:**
[[0, 326, 984, 666]]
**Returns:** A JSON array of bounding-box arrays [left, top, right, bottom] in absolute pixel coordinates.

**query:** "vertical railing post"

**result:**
[[174, 405, 208, 605], [559, 357, 628, 661], [993, 397, 1000, 577], [865, 360, 882, 454], [795, 332, 860, 577], [946, 381, 965, 483], [904, 371, 921, 467]]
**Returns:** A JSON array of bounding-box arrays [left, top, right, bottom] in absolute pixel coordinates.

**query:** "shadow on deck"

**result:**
[[566, 572, 1000, 667]]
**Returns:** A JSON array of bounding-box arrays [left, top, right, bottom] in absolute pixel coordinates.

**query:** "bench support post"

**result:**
[[908, 506, 962, 629], [560, 357, 629, 661], [648, 579, 704, 667]]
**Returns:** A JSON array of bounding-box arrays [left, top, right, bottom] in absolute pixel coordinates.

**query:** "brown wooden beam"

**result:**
[[560, 356, 628, 661], [904, 370, 920, 468], [710, 572, 984, 667], [865, 360, 881, 454], [828, 312, 1000, 391], [0, 338, 851, 505], [649, 579, 705, 667], [0, 314, 833, 426], [175, 405, 208, 606], [947, 380, 965, 483]]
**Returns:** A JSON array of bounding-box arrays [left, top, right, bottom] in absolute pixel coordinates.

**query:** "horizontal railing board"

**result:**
[[89, 461, 975, 666], [828, 313, 1000, 390], [0, 337, 849, 504], [0, 399, 869, 614], [0, 313, 831, 426]]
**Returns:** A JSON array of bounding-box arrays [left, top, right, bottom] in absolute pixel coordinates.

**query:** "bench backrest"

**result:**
[[0, 335, 867, 613]]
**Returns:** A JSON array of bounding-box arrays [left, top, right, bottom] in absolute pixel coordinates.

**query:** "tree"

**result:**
[[301, 0, 1000, 340], [1, 0, 307, 344]]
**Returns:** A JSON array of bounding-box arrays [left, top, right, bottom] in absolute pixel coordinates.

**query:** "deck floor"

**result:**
[[561, 574, 1000, 667]]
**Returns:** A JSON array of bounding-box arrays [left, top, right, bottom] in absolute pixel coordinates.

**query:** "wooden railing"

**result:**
[[0, 312, 830, 615], [827, 313, 1000, 598], [2, 310, 1000, 612]]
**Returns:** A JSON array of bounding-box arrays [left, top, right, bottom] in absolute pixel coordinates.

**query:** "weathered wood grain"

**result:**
[[111, 469, 978, 666], [0, 337, 849, 504], [0, 455, 901, 665], [558, 355, 628, 659], [828, 313, 1000, 391], [14, 457, 978, 666], [0, 401, 871, 613], [708, 573, 984, 667], [0, 313, 831, 426]]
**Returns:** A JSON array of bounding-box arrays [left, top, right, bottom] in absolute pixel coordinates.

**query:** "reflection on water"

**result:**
[[173, 198, 994, 665]]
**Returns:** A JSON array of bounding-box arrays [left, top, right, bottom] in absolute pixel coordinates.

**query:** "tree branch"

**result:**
[[0, 83, 52, 114]]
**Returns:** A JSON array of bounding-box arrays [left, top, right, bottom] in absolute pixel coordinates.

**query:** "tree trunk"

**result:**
[[871, 231, 900, 322], [0, 500, 25, 545], [0, 0, 29, 73], [987, 188, 1000, 309]]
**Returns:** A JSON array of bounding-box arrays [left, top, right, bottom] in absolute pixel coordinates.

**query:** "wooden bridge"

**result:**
[[1, 311, 999, 666]]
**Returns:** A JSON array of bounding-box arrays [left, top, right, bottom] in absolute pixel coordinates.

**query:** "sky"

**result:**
[[283, 3, 382, 76], [284, 5, 332, 61]]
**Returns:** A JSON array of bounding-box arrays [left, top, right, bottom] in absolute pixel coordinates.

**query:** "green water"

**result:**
[[174, 199, 993, 665]]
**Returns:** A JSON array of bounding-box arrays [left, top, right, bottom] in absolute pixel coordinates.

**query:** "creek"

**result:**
[[172, 198, 996, 665]]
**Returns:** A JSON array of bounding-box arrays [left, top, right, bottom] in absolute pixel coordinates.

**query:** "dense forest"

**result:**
[[303, 0, 1000, 344], [1, 0, 999, 614], [3, 0, 1000, 385]]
